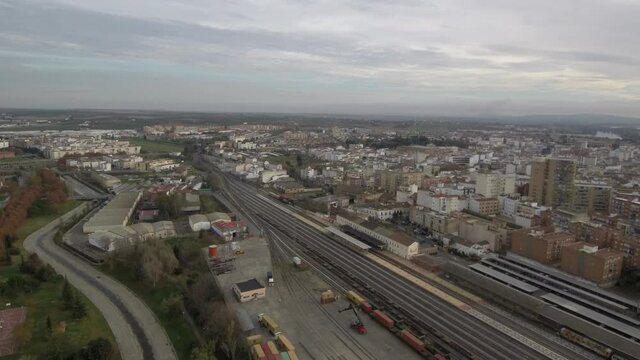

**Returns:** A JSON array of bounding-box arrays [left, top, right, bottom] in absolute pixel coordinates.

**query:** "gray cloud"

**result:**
[[0, 0, 639, 117]]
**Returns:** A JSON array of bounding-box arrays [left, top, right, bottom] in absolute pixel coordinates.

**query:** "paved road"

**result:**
[[23, 203, 177, 360], [62, 175, 108, 199]]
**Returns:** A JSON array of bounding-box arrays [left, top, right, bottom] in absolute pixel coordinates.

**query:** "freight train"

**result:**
[[345, 290, 450, 359], [559, 327, 631, 360]]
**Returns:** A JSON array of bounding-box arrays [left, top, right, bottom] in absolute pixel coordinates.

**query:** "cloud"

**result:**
[[0, 0, 639, 116]]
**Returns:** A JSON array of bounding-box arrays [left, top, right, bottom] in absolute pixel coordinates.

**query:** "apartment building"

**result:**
[[410, 207, 460, 239], [511, 230, 576, 264], [572, 181, 611, 214], [468, 196, 499, 216], [529, 158, 577, 208], [475, 172, 515, 198], [560, 243, 624, 287], [416, 191, 468, 214]]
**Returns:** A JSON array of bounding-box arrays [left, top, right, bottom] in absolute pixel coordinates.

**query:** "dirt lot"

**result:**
[[214, 235, 421, 360]]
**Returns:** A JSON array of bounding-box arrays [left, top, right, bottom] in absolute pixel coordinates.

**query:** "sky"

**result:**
[[1, 0, 639, 117]]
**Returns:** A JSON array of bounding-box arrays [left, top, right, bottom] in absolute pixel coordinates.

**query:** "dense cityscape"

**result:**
[[2, 0, 640, 359], [0, 110, 637, 360]]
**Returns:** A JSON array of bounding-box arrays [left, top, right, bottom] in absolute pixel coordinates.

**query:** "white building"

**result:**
[[416, 191, 468, 214], [189, 214, 211, 232], [336, 214, 419, 259], [475, 172, 515, 198]]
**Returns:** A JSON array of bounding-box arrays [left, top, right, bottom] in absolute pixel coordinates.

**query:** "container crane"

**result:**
[[338, 304, 367, 334]]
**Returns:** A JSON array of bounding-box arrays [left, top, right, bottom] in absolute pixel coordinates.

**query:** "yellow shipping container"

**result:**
[[267, 341, 279, 355], [346, 290, 364, 305], [246, 334, 263, 346], [252, 344, 265, 360], [258, 313, 280, 335], [277, 334, 295, 351]]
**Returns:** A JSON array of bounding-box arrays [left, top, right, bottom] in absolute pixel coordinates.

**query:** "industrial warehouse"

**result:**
[[83, 191, 142, 233], [81, 191, 176, 252]]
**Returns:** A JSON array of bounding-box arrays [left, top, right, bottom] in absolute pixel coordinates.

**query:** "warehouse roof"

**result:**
[[188, 214, 209, 224], [83, 191, 141, 232], [235, 278, 264, 292]]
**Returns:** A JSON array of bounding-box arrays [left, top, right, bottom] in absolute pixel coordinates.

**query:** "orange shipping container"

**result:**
[[277, 334, 295, 351]]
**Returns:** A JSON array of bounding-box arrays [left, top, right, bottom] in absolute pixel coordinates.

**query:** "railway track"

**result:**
[[219, 172, 564, 360]]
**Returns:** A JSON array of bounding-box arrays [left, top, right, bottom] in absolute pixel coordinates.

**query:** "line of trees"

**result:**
[[107, 237, 248, 360], [0, 169, 67, 260]]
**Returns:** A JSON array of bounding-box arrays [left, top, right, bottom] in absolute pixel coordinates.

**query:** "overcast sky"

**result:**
[[1, 0, 639, 117]]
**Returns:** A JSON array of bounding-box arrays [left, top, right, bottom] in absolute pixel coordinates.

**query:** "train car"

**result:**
[[399, 329, 427, 353], [258, 313, 281, 335], [360, 301, 373, 313], [346, 290, 365, 305], [372, 309, 395, 329], [277, 334, 295, 352], [280, 352, 291, 360], [559, 327, 613, 358], [288, 351, 299, 360]]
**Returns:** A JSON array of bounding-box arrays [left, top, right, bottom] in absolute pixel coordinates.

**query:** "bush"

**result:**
[[0, 275, 40, 295]]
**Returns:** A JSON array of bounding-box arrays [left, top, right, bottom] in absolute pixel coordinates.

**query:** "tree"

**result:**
[[46, 315, 52, 333], [71, 290, 87, 319], [84, 337, 113, 360], [191, 341, 217, 360], [160, 294, 183, 316], [141, 240, 179, 288], [62, 277, 73, 309]]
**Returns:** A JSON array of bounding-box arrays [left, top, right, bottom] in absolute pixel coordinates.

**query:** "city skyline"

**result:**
[[1, 0, 640, 117]]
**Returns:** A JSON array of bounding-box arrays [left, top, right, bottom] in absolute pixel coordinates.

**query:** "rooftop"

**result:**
[[235, 278, 264, 292]]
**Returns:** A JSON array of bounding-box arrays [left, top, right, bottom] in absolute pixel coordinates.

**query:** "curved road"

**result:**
[[23, 203, 177, 360]]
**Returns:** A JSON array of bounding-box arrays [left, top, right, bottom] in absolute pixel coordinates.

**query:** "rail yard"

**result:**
[[204, 162, 607, 360]]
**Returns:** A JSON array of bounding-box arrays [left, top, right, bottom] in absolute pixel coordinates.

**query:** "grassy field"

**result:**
[[1, 276, 120, 360], [100, 264, 196, 360], [0, 199, 119, 359], [123, 137, 184, 154]]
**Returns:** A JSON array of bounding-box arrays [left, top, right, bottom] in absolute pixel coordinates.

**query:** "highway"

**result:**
[[23, 203, 177, 360], [212, 168, 585, 360]]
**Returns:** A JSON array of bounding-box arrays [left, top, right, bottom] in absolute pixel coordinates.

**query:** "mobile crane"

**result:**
[[338, 304, 367, 334]]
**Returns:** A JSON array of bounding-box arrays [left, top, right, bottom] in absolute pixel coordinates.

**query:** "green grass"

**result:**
[[200, 195, 229, 213], [100, 264, 197, 360], [0, 199, 118, 359], [16, 200, 82, 246], [1, 277, 120, 359], [123, 138, 184, 154]]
